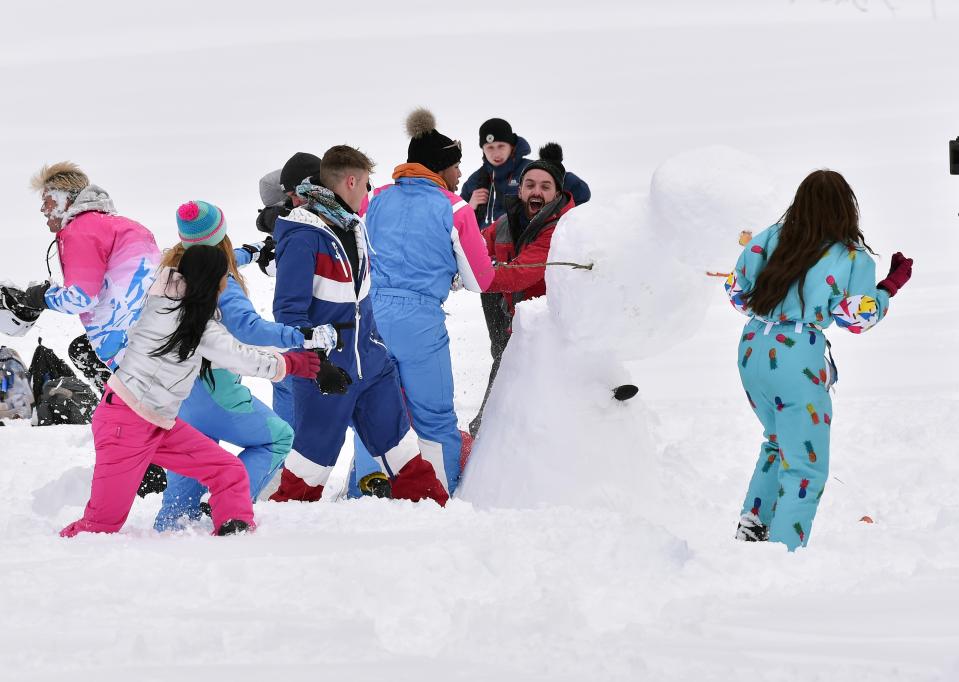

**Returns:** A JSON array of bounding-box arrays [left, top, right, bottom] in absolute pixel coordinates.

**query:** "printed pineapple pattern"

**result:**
[[736, 320, 833, 551], [726, 224, 892, 551], [723, 224, 889, 335]]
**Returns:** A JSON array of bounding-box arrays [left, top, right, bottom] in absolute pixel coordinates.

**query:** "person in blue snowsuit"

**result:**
[[269, 145, 450, 506], [360, 109, 496, 497], [725, 170, 913, 550], [248, 156, 392, 497], [153, 200, 338, 531]]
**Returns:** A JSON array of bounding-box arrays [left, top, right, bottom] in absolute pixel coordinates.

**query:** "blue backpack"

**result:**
[[0, 346, 33, 422]]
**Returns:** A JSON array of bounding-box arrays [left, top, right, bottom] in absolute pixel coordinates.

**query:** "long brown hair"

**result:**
[[159, 235, 248, 296], [151, 245, 228, 386], [744, 170, 873, 317]]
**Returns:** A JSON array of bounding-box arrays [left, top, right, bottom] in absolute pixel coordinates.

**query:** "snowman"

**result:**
[[456, 146, 779, 512]]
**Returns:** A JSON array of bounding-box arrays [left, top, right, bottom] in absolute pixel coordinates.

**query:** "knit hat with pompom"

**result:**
[[176, 200, 226, 248], [405, 108, 462, 173], [520, 143, 566, 190]]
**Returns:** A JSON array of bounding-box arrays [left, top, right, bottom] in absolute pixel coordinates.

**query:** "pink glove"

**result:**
[[283, 350, 321, 379], [877, 252, 913, 297]]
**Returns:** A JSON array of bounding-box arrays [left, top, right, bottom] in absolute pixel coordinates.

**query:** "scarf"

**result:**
[[392, 163, 449, 191], [296, 182, 360, 232]]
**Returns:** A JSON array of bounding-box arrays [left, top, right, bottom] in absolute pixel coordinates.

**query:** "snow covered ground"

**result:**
[[1, 2, 958, 680]]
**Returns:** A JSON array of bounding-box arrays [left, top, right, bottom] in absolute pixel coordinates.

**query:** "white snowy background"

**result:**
[[1, 1, 958, 680]]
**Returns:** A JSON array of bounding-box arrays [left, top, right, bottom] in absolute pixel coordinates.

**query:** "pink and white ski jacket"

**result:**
[[44, 186, 161, 369]]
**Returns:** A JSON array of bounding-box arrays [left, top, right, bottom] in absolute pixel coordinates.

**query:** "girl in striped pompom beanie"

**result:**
[[151, 200, 339, 532], [176, 200, 226, 247]]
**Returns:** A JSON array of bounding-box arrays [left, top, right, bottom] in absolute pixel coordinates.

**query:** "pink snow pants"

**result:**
[[60, 391, 254, 537]]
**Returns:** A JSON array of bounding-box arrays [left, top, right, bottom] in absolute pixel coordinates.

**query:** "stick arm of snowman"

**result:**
[[493, 259, 640, 402], [706, 230, 754, 278], [497, 261, 594, 270]]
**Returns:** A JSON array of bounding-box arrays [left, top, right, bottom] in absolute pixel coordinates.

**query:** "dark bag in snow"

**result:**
[[0, 346, 34, 421], [25, 338, 168, 495], [35, 376, 98, 426], [28, 340, 98, 426], [28, 340, 74, 406]]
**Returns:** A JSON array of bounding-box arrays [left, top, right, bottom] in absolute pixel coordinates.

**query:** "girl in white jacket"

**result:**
[[61, 245, 321, 537]]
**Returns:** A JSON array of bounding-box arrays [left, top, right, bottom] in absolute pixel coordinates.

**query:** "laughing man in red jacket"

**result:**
[[470, 143, 576, 435]]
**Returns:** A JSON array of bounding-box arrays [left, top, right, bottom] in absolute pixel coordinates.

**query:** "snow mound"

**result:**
[[460, 147, 779, 511], [456, 299, 659, 512], [32, 465, 94, 517]]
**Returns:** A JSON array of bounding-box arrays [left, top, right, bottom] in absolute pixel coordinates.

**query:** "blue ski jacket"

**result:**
[[224, 248, 304, 348], [366, 176, 494, 302], [272, 207, 388, 380]]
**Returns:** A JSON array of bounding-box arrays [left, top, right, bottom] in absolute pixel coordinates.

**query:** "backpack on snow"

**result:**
[[27, 339, 98, 426], [0, 346, 34, 422]]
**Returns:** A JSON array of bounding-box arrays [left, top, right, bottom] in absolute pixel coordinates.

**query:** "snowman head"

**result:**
[[546, 146, 779, 362]]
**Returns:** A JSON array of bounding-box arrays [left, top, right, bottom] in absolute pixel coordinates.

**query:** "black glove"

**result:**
[[240, 241, 265, 258], [0, 285, 45, 319], [256, 203, 290, 235], [256, 236, 276, 276], [137, 463, 168, 498], [24, 282, 51, 309], [315, 351, 352, 395]]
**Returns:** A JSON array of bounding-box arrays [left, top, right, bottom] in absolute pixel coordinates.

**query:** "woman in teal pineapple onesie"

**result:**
[[724, 170, 913, 550]]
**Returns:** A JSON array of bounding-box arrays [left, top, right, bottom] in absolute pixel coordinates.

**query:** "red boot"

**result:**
[[269, 467, 325, 502], [459, 429, 474, 472], [391, 455, 449, 507]]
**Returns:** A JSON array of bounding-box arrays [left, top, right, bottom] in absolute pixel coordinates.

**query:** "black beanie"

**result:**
[[280, 152, 323, 193], [406, 108, 462, 173], [478, 118, 517, 147], [520, 143, 566, 189]]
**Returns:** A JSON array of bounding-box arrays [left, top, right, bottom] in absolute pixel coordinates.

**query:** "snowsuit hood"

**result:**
[[62, 184, 116, 228]]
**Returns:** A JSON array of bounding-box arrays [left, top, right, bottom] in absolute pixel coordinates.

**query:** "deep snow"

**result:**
[[1, 2, 958, 681]]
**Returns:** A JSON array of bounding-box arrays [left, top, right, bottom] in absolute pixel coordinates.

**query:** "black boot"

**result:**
[[217, 519, 250, 536], [137, 464, 168, 498], [359, 472, 392, 499], [735, 513, 769, 542]]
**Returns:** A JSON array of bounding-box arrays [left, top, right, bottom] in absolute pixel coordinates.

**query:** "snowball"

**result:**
[[43, 189, 71, 221]]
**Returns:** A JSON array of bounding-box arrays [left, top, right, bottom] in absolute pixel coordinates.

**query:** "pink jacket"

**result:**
[[46, 186, 161, 369]]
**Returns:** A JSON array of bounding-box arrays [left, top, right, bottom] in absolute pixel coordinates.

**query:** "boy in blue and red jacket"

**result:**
[[270, 145, 449, 506]]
